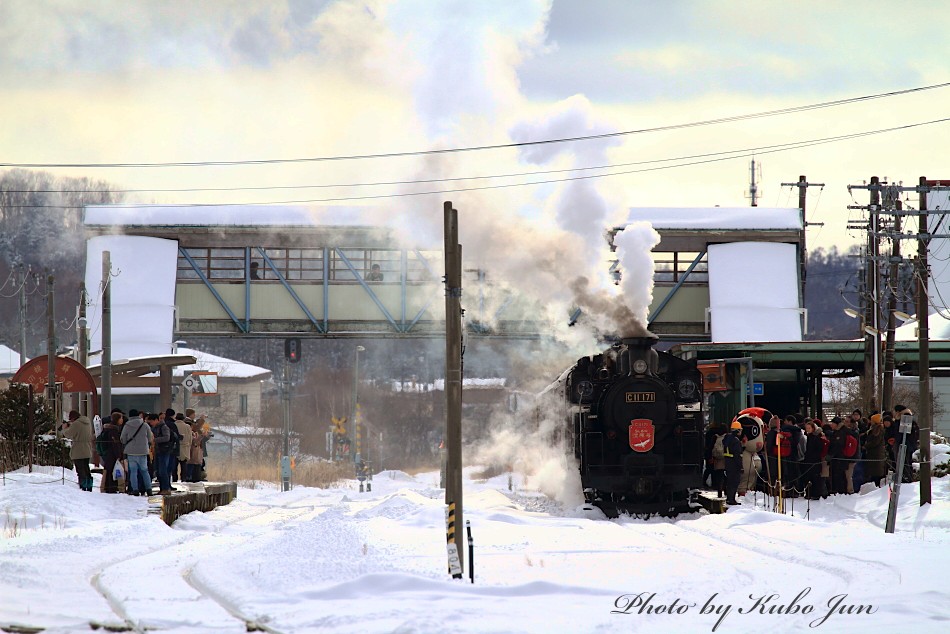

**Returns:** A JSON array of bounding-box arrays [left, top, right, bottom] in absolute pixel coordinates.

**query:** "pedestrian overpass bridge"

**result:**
[[84, 206, 543, 346]]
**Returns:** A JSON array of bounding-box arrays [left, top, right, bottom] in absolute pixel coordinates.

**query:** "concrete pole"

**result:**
[[862, 177, 879, 411], [46, 273, 56, 412], [281, 360, 291, 492], [917, 176, 932, 505], [101, 252, 112, 419], [444, 201, 464, 572], [882, 200, 901, 412], [78, 282, 89, 416], [18, 267, 27, 366]]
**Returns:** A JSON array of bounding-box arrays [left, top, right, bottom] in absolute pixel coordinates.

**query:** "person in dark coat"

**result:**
[[882, 413, 897, 472], [801, 421, 825, 499], [100, 412, 124, 494], [827, 418, 847, 494], [148, 413, 173, 495], [723, 421, 744, 505], [703, 420, 726, 487], [763, 415, 781, 490], [863, 414, 888, 487]]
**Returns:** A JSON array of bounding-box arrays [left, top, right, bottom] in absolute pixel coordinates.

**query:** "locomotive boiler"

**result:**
[[555, 334, 705, 516]]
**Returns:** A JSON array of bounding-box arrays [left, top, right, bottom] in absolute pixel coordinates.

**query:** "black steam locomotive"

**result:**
[[553, 335, 705, 516]]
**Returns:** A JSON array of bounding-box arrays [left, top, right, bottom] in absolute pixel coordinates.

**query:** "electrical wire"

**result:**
[[3, 117, 950, 200], [0, 270, 20, 297], [4, 117, 950, 210], [2, 82, 948, 169]]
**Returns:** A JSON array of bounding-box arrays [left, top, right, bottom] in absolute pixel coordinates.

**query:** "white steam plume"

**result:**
[[472, 408, 584, 508], [613, 221, 661, 336]]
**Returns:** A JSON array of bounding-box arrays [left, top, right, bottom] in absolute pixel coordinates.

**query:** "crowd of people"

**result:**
[[60, 407, 213, 496], [704, 405, 920, 505]]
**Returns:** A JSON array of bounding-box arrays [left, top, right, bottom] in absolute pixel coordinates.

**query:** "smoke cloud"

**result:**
[[613, 221, 661, 336], [471, 408, 584, 509]]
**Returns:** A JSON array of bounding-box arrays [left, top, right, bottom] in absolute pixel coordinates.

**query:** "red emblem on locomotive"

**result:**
[[629, 419, 654, 452]]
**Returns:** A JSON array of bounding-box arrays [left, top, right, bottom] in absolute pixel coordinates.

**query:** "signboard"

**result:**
[[183, 371, 218, 395], [745, 383, 765, 396]]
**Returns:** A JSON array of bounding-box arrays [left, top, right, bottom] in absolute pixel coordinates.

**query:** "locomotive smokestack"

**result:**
[[619, 334, 660, 375]]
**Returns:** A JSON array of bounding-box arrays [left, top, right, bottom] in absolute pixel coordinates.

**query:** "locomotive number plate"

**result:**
[[625, 392, 656, 403]]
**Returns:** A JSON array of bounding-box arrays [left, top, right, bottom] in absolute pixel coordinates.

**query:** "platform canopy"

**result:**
[[673, 339, 950, 373]]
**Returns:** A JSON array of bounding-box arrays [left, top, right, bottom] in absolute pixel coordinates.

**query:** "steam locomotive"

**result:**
[[550, 335, 705, 516]]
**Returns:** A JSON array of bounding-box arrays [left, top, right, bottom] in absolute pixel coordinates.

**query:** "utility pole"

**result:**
[[101, 252, 112, 420], [866, 176, 881, 411], [781, 175, 825, 333], [46, 273, 56, 414], [882, 195, 901, 413], [77, 282, 89, 416], [779, 175, 826, 229], [18, 267, 28, 366], [443, 201, 464, 574], [281, 360, 291, 492], [848, 176, 950, 507], [917, 176, 932, 505]]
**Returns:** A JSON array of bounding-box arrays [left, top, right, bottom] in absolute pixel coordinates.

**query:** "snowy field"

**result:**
[[1, 466, 949, 634]]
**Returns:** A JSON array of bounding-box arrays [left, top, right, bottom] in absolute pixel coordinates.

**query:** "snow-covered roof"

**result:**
[[390, 377, 507, 392], [212, 425, 285, 437], [0, 344, 27, 375], [84, 205, 377, 227], [625, 207, 802, 230], [174, 347, 271, 379]]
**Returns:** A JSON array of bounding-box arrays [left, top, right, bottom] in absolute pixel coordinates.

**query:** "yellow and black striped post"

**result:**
[[446, 502, 462, 578]]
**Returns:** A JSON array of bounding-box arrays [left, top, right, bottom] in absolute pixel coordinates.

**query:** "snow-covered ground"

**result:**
[[1, 465, 948, 634]]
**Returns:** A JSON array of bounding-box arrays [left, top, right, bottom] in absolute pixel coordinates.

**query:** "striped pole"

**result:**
[[446, 503, 462, 578]]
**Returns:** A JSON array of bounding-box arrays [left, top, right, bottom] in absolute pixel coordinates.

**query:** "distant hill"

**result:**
[[803, 245, 863, 340]]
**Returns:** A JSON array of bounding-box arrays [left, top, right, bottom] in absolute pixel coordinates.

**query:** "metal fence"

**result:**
[[0, 438, 73, 485]]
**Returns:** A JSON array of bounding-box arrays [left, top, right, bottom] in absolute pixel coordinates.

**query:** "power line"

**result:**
[[4, 116, 948, 209], [1, 122, 936, 196], [2, 82, 948, 169]]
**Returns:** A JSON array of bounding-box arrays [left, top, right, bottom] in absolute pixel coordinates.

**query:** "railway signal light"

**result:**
[[285, 337, 301, 363]]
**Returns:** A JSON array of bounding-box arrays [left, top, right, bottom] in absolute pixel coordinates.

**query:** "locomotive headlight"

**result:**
[[633, 359, 648, 375], [677, 378, 698, 399]]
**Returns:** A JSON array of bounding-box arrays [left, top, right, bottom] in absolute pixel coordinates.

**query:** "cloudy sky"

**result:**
[[1, 0, 948, 257]]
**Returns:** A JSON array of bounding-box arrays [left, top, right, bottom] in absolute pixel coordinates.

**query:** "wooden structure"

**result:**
[[85, 354, 198, 412], [147, 482, 238, 525]]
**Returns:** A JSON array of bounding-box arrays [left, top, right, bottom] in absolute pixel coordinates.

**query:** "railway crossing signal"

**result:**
[[284, 337, 301, 363], [332, 416, 347, 435]]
